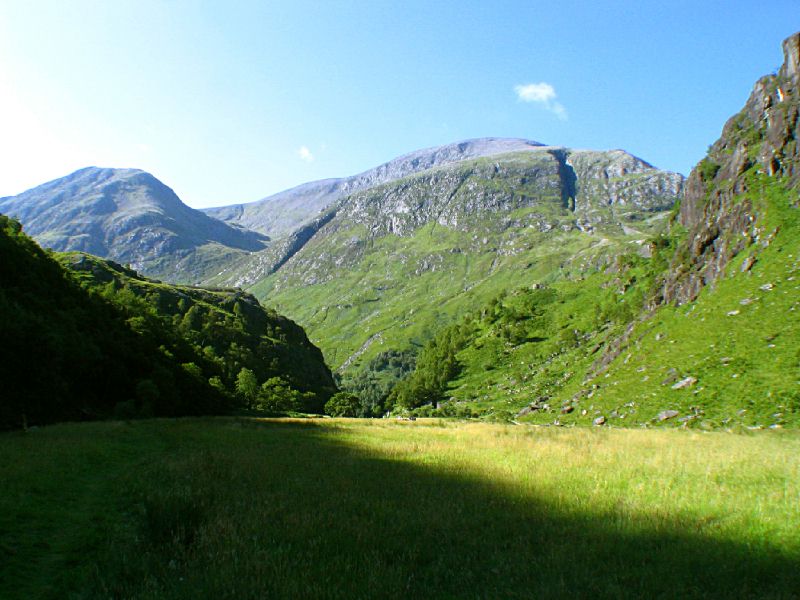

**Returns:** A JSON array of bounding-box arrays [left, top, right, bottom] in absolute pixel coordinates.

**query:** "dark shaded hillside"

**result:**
[[60, 251, 336, 412], [0, 215, 334, 429], [0, 214, 224, 428]]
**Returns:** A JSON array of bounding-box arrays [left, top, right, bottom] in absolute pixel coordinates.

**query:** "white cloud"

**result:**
[[514, 82, 568, 120], [297, 145, 314, 162], [515, 82, 555, 102]]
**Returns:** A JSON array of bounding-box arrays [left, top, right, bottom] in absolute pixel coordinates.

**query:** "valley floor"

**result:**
[[1, 418, 798, 599]]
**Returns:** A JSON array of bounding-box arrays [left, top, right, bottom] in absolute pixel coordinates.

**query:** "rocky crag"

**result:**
[[662, 32, 800, 304], [205, 138, 555, 238]]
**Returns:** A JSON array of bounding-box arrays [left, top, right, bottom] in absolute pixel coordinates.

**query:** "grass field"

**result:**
[[1, 418, 798, 599]]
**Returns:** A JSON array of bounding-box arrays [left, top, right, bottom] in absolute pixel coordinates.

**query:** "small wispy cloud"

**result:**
[[297, 145, 314, 162], [514, 82, 567, 120]]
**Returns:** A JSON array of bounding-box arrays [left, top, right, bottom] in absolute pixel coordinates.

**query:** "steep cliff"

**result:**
[[662, 32, 800, 304]]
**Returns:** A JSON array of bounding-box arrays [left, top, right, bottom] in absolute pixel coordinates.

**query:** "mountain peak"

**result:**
[[781, 31, 800, 78], [0, 166, 267, 281], [203, 137, 553, 237]]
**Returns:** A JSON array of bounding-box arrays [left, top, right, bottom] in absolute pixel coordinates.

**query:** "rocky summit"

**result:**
[[203, 138, 553, 238]]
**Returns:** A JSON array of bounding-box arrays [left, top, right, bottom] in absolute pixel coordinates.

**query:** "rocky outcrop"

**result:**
[[568, 150, 683, 232], [662, 32, 800, 304], [205, 138, 685, 243], [258, 148, 682, 290], [203, 138, 550, 238]]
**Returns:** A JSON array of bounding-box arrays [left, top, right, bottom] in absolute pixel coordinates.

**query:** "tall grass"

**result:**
[[1, 418, 797, 598]]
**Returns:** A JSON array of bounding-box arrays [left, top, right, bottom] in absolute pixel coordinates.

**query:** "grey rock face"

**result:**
[[662, 32, 800, 305], [0, 167, 268, 281], [206, 138, 684, 242], [203, 138, 550, 237], [656, 410, 680, 421], [223, 147, 683, 288], [671, 376, 697, 390]]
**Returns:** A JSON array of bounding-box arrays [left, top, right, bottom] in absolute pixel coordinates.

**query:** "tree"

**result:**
[[256, 377, 303, 413], [325, 392, 361, 417], [235, 367, 259, 409]]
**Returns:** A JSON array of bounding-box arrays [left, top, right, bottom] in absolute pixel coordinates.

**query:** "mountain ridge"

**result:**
[[206, 145, 683, 289], [202, 138, 560, 238], [0, 166, 268, 282]]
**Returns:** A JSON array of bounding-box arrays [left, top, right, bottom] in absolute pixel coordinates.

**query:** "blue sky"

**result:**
[[0, 1, 797, 208]]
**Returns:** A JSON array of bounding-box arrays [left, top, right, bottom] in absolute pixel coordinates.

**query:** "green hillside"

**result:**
[[388, 35, 800, 427], [249, 149, 681, 383], [0, 215, 334, 430], [390, 177, 798, 428]]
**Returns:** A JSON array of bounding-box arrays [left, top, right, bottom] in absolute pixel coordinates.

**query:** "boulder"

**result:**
[[660, 368, 680, 386], [516, 405, 535, 417], [671, 376, 698, 390]]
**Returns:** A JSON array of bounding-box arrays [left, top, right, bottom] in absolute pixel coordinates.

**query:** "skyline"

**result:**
[[1, 1, 798, 208]]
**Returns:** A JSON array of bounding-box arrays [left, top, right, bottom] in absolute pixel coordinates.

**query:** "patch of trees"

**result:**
[[337, 350, 416, 416], [389, 322, 473, 409], [0, 215, 335, 430]]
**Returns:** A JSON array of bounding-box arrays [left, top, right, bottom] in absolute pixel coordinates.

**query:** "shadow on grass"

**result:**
[[10, 419, 799, 599]]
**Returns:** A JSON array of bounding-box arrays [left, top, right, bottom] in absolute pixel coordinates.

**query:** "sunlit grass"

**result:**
[[1, 418, 797, 598]]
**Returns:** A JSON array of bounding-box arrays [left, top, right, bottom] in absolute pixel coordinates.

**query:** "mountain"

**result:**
[[203, 138, 552, 238], [0, 167, 268, 283], [388, 32, 800, 428], [236, 145, 683, 383], [0, 213, 334, 430]]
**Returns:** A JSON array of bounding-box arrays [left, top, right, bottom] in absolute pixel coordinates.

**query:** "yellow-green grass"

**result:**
[[1, 419, 798, 598]]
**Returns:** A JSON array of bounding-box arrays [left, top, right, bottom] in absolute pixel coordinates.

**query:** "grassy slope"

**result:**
[[253, 222, 613, 368], [404, 177, 798, 428], [553, 178, 800, 428], [1, 419, 797, 599], [249, 156, 666, 373], [143, 242, 257, 286]]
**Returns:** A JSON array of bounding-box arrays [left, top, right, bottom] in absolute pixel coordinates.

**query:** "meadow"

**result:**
[[1, 418, 798, 598]]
